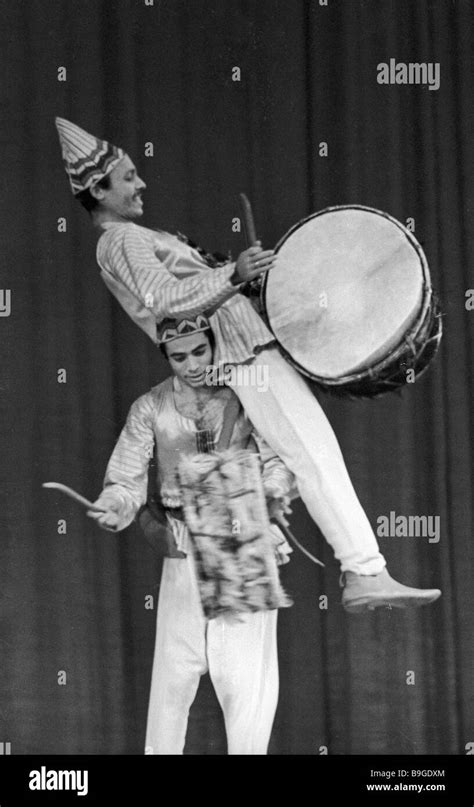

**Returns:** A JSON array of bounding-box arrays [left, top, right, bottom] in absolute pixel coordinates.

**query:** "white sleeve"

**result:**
[[95, 396, 155, 531]]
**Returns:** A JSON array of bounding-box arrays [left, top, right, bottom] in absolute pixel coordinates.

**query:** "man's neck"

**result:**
[[173, 376, 223, 401], [92, 210, 130, 229]]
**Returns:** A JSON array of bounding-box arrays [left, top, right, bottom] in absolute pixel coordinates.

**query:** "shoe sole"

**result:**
[[343, 591, 442, 613]]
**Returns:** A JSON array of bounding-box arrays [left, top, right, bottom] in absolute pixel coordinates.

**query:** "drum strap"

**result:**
[[216, 394, 242, 450]]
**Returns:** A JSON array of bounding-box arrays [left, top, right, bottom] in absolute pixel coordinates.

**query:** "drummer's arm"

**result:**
[[106, 227, 274, 321]]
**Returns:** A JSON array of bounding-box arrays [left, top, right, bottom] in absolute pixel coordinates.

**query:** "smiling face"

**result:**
[[164, 331, 213, 388], [90, 154, 146, 221]]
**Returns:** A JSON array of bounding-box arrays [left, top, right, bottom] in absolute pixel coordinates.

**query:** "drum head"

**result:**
[[263, 206, 430, 381]]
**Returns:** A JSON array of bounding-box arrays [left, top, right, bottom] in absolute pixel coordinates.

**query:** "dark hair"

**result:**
[[75, 173, 111, 213], [159, 328, 215, 359]]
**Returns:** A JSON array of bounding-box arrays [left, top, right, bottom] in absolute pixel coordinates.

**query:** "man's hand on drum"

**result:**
[[232, 240, 277, 285]]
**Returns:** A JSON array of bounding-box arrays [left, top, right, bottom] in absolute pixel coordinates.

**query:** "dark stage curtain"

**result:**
[[1, 0, 473, 755]]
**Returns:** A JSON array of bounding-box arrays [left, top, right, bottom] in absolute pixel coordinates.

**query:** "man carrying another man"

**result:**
[[56, 116, 441, 612]]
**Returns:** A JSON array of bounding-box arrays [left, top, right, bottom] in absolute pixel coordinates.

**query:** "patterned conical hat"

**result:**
[[55, 117, 125, 195]]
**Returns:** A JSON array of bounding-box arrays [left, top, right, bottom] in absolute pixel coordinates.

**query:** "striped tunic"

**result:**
[[96, 221, 275, 366]]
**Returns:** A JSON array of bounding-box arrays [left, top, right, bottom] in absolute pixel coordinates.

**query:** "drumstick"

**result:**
[[239, 193, 258, 246], [42, 482, 105, 512], [271, 517, 325, 567]]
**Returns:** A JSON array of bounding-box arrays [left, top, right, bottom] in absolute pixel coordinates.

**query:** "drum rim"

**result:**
[[261, 204, 434, 386]]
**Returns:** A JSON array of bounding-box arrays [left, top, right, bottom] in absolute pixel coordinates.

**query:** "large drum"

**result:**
[[261, 205, 443, 397]]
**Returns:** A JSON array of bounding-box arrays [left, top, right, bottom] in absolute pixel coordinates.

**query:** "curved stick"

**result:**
[[42, 482, 105, 512], [272, 518, 325, 567]]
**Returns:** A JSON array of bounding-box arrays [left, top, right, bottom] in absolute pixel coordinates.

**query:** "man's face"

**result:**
[[94, 155, 146, 220], [165, 331, 213, 388]]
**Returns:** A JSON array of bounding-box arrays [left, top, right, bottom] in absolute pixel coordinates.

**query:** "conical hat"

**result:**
[[55, 117, 125, 195]]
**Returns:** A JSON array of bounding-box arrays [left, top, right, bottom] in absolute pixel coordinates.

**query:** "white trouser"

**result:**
[[228, 347, 385, 575], [145, 547, 279, 755]]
